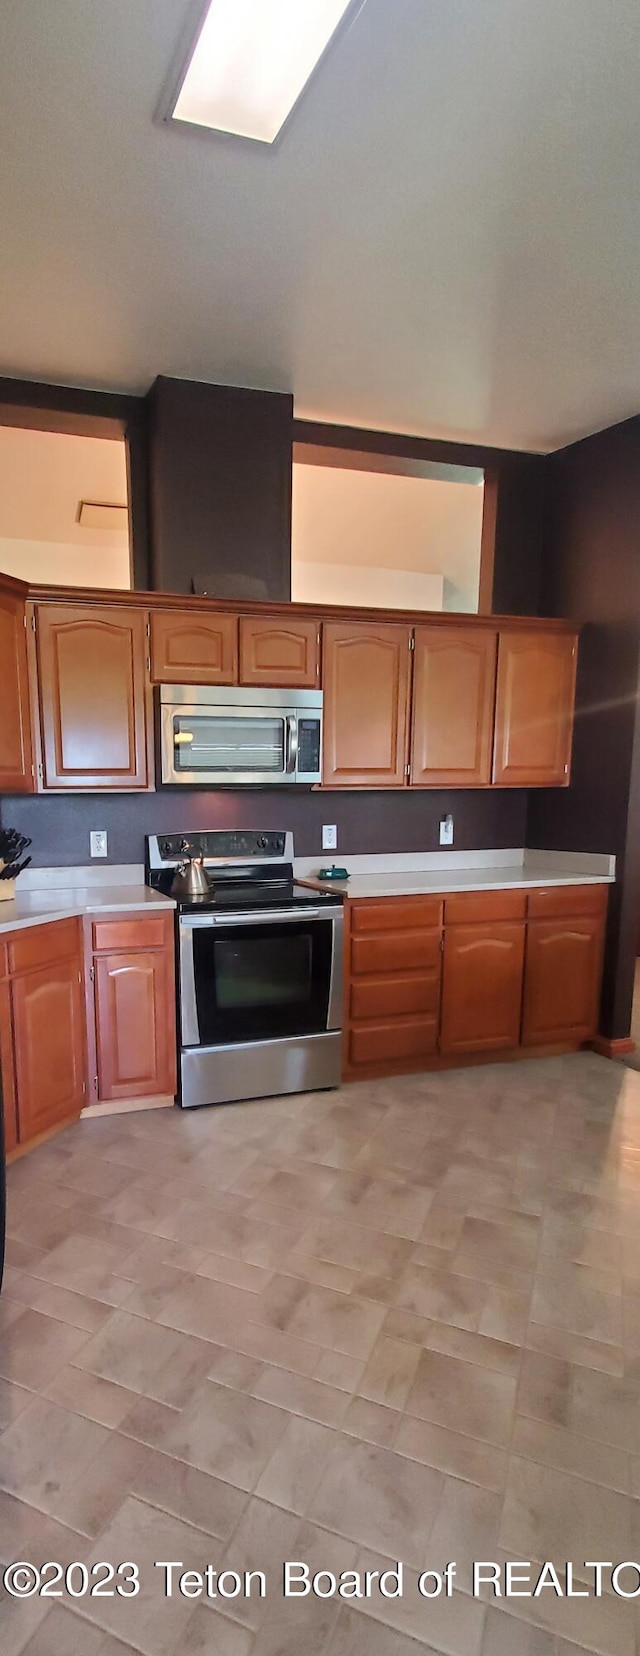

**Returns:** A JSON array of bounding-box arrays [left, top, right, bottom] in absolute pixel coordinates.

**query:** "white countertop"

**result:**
[[0, 885, 175, 936], [297, 849, 615, 900]]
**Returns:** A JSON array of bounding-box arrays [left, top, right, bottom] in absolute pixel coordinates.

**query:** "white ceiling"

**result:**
[[1, 0, 640, 451]]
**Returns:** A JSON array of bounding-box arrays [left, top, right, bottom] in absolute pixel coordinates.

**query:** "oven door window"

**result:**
[[173, 714, 285, 775], [191, 918, 333, 1044]]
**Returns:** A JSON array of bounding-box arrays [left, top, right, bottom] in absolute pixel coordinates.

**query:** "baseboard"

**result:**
[[81, 1094, 175, 1118], [590, 1035, 636, 1059]]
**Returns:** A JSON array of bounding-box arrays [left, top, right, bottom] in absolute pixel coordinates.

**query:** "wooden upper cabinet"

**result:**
[[0, 585, 33, 793], [35, 605, 150, 790], [239, 616, 319, 687], [493, 629, 577, 787], [150, 610, 238, 685], [410, 626, 497, 787], [12, 952, 86, 1141], [322, 622, 411, 787], [440, 920, 525, 1054]]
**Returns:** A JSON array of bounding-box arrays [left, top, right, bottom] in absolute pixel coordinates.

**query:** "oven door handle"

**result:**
[[285, 715, 298, 775], [179, 908, 342, 927]]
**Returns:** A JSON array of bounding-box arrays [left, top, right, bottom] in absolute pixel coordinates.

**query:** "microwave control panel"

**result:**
[[298, 718, 321, 776]]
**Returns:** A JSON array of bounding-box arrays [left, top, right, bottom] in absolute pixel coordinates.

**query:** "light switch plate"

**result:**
[[90, 830, 108, 858], [322, 824, 338, 851], [439, 815, 454, 847]]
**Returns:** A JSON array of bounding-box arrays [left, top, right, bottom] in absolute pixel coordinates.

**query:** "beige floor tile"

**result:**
[[313, 1348, 365, 1391], [0, 1394, 108, 1519], [249, 1365, 349, 1425], [525, 1321, 624, 1376], [394, 1414, 508, 1493], [309, 1437, 443, 1567], [457, 1213, 539, 1271], [154, 1379, 289, 1490], [28, 1236, 132, 1307], [72, 1309, 200, 1396], [517, 1350, 573, 1427], [325, 1604, 444, 1656], [296, 1215, 413, 1278], [2, 1273, 114, 1334], [356, 1545, 486, 1654], [567, 1361, 640, 1453], [180, 1606, 254, 1656], [511, 1412, 631, 1493], [357, 1334, 422, 1410], [0, 1308, 91, 1391], [394, 1263, 486, 1330], [0, 1375, 33, 1429], [405, 1348, 516, 1445], [0, 1488, 86, 1569], [481, 1605, 564, 1654], [77, 1496, 218, 1652], [500, 1454, 635, 1565], [255, 1274, 386, 1359], [217, 1496, 301, 1630], [255, 1413, 339, 1514], [448, 1249, 533, 1294], [531, 1259, 622, 1347], [342, 1394, 401, 1446]]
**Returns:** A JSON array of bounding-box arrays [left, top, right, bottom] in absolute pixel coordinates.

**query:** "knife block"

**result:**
[[0, 863, 15, 901]]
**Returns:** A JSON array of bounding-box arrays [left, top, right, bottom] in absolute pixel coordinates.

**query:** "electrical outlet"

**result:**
[[90, 830, 108, 859], [322, 824, 338, 851], [439, 814, 454, 847]]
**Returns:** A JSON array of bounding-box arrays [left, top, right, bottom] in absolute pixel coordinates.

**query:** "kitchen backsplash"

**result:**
[[0, 788, 528, 867]]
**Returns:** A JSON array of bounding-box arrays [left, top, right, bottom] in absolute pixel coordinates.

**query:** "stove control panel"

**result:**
[[155, 830, 288, 862]]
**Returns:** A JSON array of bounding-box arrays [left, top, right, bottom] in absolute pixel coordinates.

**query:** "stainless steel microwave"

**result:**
[[159, 685, 323, 786]]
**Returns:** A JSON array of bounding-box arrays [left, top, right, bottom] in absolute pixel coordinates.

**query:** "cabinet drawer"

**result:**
[[349, 1016, 438, 1067], [350, 972, 440, 1022], [8, 918, 80, 975], [444, 890, 527, 925], [352, 929, 441, 976], [92, 915, 172, 953], [527, 884, 608, 920], [351, 897, 443, 932]]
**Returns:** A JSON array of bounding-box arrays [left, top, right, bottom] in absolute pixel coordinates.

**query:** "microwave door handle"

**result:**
[[285, 715, 298, 775]]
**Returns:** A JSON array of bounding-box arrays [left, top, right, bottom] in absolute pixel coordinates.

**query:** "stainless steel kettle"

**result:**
[[170, 856, 211, 898]]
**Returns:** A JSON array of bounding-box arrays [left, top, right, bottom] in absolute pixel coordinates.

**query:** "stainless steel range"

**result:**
[[146, 831, 343, 1108]]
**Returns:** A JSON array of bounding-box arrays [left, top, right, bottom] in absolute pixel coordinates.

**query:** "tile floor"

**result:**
[[2, 1052, 640, 1655]]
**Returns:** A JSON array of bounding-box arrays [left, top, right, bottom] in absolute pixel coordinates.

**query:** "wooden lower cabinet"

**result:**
[[0, 978, 18, 1153], [522, 916, 605, 1045], [91, 914, 176, 1102], [345, 897, 442, 1075], [440, 921, 525, 1055], [11, 942, 86, 1143], [343, 883, 608, 1080]]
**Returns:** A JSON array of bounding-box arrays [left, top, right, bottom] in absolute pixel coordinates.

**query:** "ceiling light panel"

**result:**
[[171, 0, 353, 144]]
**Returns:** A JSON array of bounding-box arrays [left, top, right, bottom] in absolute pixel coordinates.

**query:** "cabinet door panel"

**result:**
[[440, 921, 525, 1054], [0, 590, 33, 792], [36, 606, 150, 789], [411, 627, 497, 787], [323, 623, 411, 787], [150, 611, 238, 685], [239, 617, 319, 687], [352, 930, 442, 976], [95, 950, 176, 1100], [12, 959, 85, 1141], [522, 918, 604, 1044], [0, 979, 18, 1154], [493, 631, 577, 786], [349, 1016, 438, 1068]]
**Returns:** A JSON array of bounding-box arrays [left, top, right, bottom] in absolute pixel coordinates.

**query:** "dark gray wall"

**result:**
[[527, 416, 640, 1040], [0, 788, 528, 869]]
